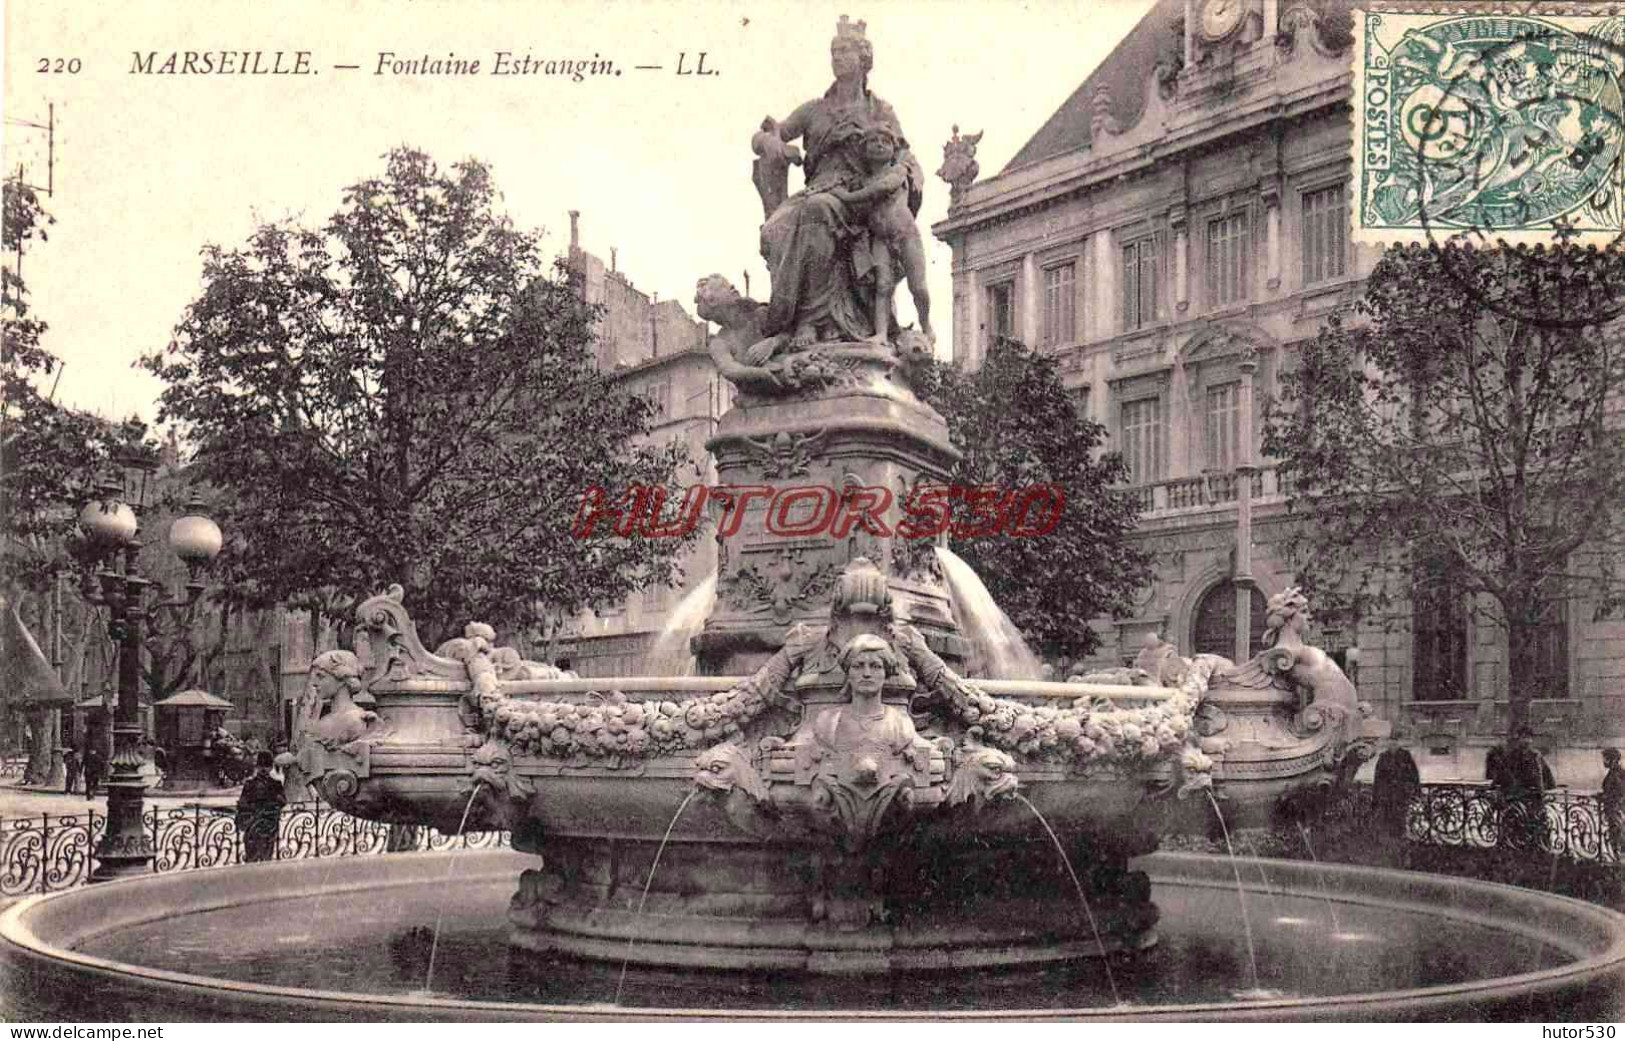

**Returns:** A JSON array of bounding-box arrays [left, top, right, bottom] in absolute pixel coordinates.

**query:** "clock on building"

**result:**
[[1200, 0, 1246, 41]]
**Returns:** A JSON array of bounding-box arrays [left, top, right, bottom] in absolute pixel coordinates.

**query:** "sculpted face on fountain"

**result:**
[[827, 633, 915, 748], [299, 650, 375, 747]]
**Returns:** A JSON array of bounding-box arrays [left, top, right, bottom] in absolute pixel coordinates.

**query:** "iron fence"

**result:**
[[0, 758, 29, 779], [1402, 783, 1619, 862], [1321, 782, 1621, 864], [4, 783, 1615, 899], [1, 802, 510, 897]]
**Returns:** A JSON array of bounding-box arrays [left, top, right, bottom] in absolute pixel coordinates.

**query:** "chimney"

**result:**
[[611, 247, 618, 273], [568, 210, 580, 250]]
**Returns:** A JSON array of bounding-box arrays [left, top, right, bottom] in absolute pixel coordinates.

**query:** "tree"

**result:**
[[1263, 243, 1625, 729], [915, 338, 1153, 657], [3, 179, 151, 776], [2, 182, 141, 597], [141, 148, 697, 647]]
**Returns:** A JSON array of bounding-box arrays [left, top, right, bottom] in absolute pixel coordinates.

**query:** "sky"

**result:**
[[4, 0, 1158, 426]]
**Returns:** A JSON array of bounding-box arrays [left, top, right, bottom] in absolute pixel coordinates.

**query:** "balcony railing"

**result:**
[[0, 802, 510, 897], [1131, 466, 1285, 515]]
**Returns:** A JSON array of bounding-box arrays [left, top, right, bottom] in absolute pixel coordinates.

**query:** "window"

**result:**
[[649, 381, 671, 422], [1192, 583, 1269, 659], [1043, 262, 1076, 348], [1205, 382, 1241, 471], [985, 282, 1014, 343], [1302, 184, 1348, 284], [1075, 386, 1092, 422], [643, 583, 666, 612], [1120, 397, 1165, 483], [1412, 557, 1468, 699], [1526, 585, 1570, 698], [1122, 239, 1159, 331], [1206, 212, 1250, 307]]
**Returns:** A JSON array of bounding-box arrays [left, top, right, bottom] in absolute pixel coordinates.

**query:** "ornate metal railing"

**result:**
[[1, 802, 510, 897], [0, 757, 29, 778], [1324, 782, 1621, 864]]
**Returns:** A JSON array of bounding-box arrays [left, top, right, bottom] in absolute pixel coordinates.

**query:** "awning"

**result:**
[[1, 598, 73, 707], [153, 689, 235, 710]]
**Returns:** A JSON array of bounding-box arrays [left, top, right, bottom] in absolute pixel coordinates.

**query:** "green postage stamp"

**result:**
[[1353, 3, 1625, 245]]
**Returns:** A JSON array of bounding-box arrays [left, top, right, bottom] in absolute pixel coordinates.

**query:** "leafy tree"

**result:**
[[2, 183, 140, 597], [141, 148, 696, 647], [3, 181, 134, 774], [1263, 244, 1625, 729], [916, 338, 1153, 656]]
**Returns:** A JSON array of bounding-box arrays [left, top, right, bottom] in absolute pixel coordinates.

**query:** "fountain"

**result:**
[[3, 15, 1621, 1021]]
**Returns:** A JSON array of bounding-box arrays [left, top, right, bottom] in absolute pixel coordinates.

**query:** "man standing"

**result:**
[[62, 747, 80, 796], [1496, 725, 1549, 849], [235, 750, 286, 863], [81, 745, 105, 800], [1372, 736, 1421, 845]]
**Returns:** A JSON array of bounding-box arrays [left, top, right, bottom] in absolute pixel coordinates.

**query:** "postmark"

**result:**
[[1353, 3, 1625, 247]]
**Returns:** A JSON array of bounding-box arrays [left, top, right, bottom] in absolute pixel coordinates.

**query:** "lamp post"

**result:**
[[79, 469, 221, 883]]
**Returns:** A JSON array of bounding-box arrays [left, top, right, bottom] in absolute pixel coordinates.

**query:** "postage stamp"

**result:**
[[1353, 2, 1625, 246]]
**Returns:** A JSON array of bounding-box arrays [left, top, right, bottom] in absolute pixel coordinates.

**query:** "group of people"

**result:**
[[61, 744, 105, 799], [1367, 727, 1624, 860], [62, 739, 169, 798]]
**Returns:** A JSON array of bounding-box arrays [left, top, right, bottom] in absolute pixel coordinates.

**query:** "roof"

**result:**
[[153, 689, 236, 710], [1, 600, 73, 706], [1002, 0, 1184, 172]]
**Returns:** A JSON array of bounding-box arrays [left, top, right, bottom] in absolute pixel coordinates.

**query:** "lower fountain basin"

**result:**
[[3, 850, 1621, 1021]]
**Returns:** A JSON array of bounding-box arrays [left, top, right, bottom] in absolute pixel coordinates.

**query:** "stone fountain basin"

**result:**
[[345, 757, 1161, 841], [3, 850, 1621, 1021]]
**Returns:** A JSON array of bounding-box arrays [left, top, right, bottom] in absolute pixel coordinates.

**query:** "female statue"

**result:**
[[752, 16, 925, 355], [811, 632, 921, 756]]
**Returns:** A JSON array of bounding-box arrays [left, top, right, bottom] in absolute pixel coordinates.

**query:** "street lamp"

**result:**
[[78, 463, 221, 883]]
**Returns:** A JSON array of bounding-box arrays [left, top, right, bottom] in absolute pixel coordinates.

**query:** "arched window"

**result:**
[[1192, 582, 1269, 659]]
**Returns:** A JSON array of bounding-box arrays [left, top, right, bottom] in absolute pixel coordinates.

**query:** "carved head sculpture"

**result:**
[[694, 274, 743, 323], [838, 632, 900, 699], [861, 123, 899, 166], [294, 649, 365, 742], [1263, 586, 1311, 643], [310, 650, 364, 703], [832, 15, 873, 85]]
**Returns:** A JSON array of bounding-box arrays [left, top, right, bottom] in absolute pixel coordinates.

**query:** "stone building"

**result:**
[[556, 212, 729, 677], [931, 0, 1624, 784]]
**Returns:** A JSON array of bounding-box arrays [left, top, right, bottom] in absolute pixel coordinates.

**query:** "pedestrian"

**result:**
[[1601, 747, 1623, 861], [1372, 736, 1420, 845], [82, 746, 105, 800], [235, 750, 286, 863], [1493, 725, 1548, 849], [63, 748, 81, 796]]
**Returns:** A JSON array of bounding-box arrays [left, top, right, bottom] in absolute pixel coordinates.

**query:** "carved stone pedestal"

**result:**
[[696, 349, 971, 677]]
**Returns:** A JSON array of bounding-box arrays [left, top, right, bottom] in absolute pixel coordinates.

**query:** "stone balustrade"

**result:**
[[1129, 466, 1285, 516]]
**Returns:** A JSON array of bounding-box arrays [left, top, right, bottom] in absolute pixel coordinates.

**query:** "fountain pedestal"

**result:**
[[695, 348, 971, 677]]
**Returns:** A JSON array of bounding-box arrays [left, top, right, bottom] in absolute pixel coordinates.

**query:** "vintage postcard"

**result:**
[[4, 0, 1623, 1027]]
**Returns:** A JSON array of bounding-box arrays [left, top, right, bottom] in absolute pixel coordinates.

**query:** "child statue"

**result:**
[[830, 123, 934, 347]]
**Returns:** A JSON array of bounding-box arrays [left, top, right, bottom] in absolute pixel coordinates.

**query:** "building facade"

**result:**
[[556, 212, 728, 678], [932, 0, 1624, 784]]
